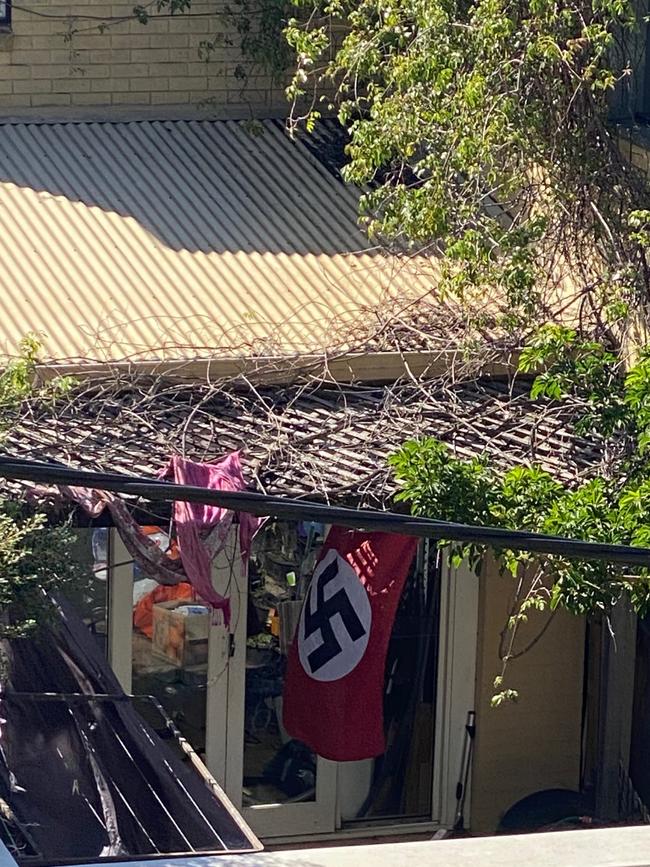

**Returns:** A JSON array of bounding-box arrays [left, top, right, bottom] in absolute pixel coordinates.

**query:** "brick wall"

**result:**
[[0, 1, 285, 114]]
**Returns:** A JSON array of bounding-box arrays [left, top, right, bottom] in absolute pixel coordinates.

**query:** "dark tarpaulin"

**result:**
[[0, 599, 259, 865]]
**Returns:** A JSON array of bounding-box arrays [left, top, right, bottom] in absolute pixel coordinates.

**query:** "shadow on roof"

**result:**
[[0, 118, 374, 257]]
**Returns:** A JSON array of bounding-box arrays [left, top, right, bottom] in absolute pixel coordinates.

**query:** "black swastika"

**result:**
[[303, 557, 367, 674]]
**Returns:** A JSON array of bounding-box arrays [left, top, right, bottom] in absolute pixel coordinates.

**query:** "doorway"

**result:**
[[99, 523, 478, 840]]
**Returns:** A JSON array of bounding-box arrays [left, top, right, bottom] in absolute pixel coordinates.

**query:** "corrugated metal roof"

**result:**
[[0, 119, 437, 365]]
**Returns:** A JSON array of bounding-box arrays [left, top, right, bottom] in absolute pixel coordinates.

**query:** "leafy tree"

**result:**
[[0, 338, 87, 640], [389, 333, 650, 701], [281, 0, 650, 698], [284, 0, 649, 337]]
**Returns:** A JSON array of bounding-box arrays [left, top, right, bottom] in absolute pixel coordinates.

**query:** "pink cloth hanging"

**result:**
[[159, 452, 263, 626], [38, 451, 262, 629]]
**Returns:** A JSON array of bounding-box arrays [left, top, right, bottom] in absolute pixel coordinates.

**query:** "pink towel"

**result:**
[[160, 452, 263, 626], [43, 451, 263, 629]]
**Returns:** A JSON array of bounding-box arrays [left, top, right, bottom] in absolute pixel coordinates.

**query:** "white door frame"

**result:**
[[204, 530, 241, 789], [206, 530, 338, 837], [107, 527, 133, 693], [431, 557, 479, 828]]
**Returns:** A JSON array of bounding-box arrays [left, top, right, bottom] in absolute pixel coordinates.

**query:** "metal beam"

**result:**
[[1, 456, 649, 566]]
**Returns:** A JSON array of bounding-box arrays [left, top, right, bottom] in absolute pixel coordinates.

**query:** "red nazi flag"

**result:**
[[282, 527, 418, 762]]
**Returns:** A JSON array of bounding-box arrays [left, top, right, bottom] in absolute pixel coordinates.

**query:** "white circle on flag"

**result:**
[[297, 549, 372, 682]]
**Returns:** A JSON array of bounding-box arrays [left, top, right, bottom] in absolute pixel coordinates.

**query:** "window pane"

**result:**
[[130, 527, 209, 762], [242, 520, 326, 807], [64, 528, 109, 658]]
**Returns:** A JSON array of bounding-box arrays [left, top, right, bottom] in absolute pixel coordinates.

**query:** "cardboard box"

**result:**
[[152, 600, 210, 668]]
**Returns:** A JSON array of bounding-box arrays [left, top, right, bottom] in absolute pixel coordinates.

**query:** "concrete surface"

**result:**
[[5, 826, 648, 867]]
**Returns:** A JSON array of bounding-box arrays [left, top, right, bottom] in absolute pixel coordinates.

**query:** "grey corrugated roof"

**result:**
[[4, 375, 602, 506]]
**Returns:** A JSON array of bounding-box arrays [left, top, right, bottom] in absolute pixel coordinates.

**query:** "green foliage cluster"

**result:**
[[390, 326, 650, 616], [0, 505, 87, 640], [388, 332, 650, 700], [0, 337, 85, 641], [284, 0, 650, 331], [0, 335, 73, 429], [390, 441, 649, 615]]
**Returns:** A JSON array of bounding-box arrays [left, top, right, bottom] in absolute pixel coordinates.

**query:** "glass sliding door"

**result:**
[[106, 527, 211, 760], [217, 520, 338, 837], [219, 527, 447, 839]]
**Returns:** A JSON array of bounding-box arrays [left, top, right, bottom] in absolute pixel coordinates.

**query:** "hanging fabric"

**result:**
[[41, 451, 261, 628], [282, 527, 418, 761], [158, 452, 263, 626]]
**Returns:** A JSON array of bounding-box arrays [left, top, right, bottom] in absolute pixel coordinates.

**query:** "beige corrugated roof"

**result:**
[[0, 119, 437, 365]]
